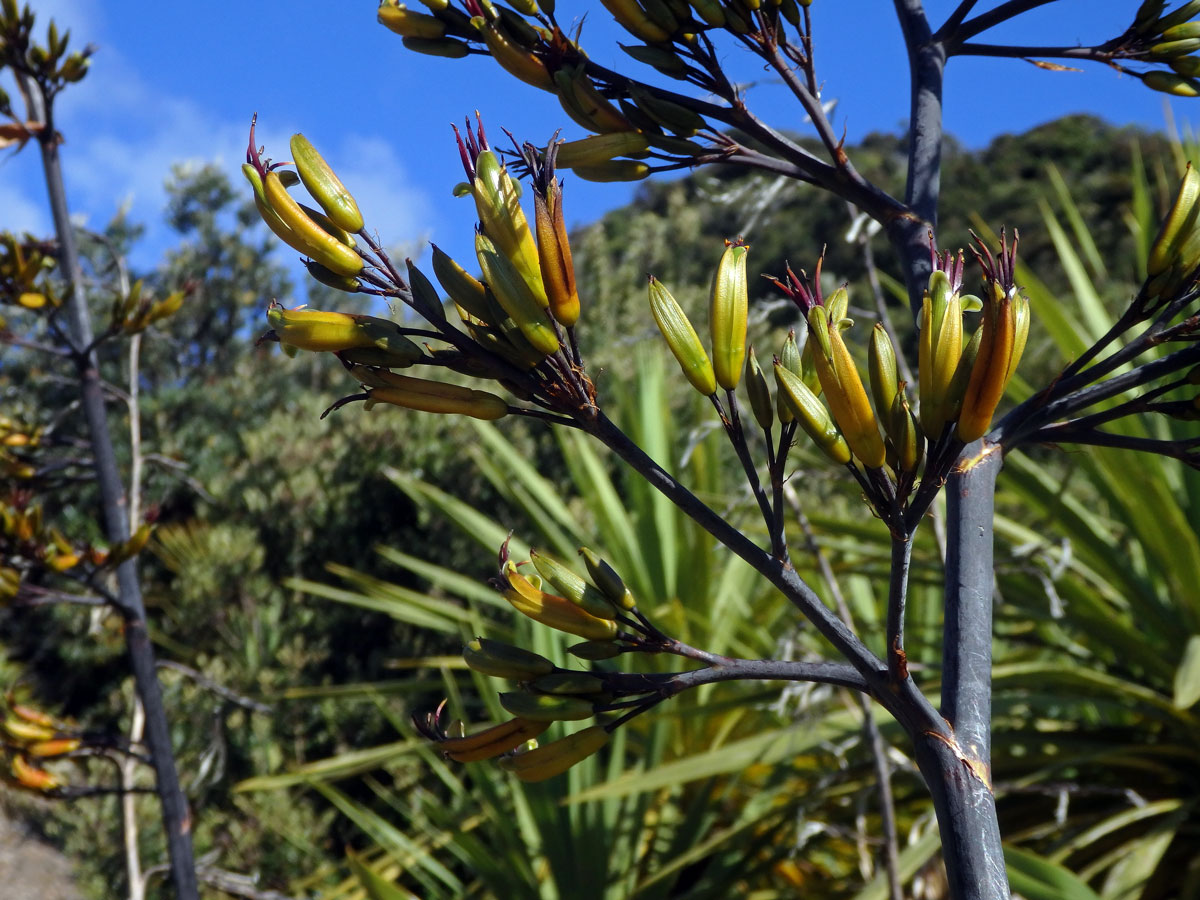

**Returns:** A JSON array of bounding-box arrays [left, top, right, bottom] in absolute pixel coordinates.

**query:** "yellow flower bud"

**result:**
[[710, 241, 749, 391]]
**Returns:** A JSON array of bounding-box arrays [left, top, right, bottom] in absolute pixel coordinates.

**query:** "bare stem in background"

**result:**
[[122, 699, 146, 900], [22, 72, 200, 900], [790, 491, 904, 900]]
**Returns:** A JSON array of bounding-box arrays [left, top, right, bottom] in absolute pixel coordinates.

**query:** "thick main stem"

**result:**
[[892, 0, 946, 320], [891, 5, 1008, 897], [941, 441, 1001, 774], [929, 440, 1008, 900], [32, 89, 199, 900], [913, 734, 1009, 900]]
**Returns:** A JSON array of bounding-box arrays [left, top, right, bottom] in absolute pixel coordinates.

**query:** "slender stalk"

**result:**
[[768, 421, 796, 559], [603, 658, 868, 695], [863, 713, 904, 900], [953, 43, 1116, 60], [1057, 305, 1142, 382], [886, 535, 914, 684], [575, 55, 913, 230], [999, 341, 1200, 445], [937, 0, 981, 38], [953, 0, 1064, 43], [128, 333, 143, 528], [122, 699, 146, 900], [1029, 427, 1200, 459], [712, 392, 781, 558], [26, 77, 199, 900], [586, 411, 885, 680], [763, 40, 862, 184], [891, 5, 1009, 897]]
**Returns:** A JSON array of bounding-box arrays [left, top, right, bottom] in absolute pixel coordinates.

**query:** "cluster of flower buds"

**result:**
[[1, 498, 88, 602], [0, 4, 92, 91], [0, 233, 58, 327], [375, 0, 730, 182], [243, 120, 365, 285], [1131, 0, 1200, 95], [249, 114, 613, 426], [648, 235, 1029, 509], [1, 476, 151, 603], [415, 699, 610, 782], [0, 415, 39, 481], [454, 121, 563, 359], [1, 233, 183, 335], [596, 0, 810, 43], [113, 279, 185, 335], [648, 239, 749, 398], [0, 691, 81, 794], [415, 541, 682, 781]]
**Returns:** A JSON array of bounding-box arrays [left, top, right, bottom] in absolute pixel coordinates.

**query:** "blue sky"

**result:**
[[1, 1, 1193, 292]]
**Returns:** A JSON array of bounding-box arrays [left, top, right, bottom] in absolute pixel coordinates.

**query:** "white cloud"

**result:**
[[0, 178, 49, 235], [0, 6, 436, 279], [333, 134, 434, 256], [19, 0, 99, 40]]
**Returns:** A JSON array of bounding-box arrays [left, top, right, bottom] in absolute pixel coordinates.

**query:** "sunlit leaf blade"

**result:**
[[347, 847, 419, 900], [1004, 846, 1103, 900], [235, 739, 422, 791]]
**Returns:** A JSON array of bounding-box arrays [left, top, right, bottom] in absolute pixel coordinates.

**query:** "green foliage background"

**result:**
[[4, 114, 1200, 898]]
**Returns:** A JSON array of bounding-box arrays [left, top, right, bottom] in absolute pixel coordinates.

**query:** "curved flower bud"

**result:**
[[808, 297, 886, 468], [498, 725, 610, 782], [501, 560, 619, 640], [378, 3, 447, 39], [957, 231, 1028, 442], [529, 144, 580, 327], [476, 231, 559, 356], [266, 304, 421, 362], [432, 243, 491, 323], [889, 387, 924, 474], [261, 171, 363, 276], [868, 323, 899, 437], [774, 361, 851, 465], [710, 240, 749, 391], [745, 347, 774, 430], [530, 549, 617, 619], [648, 276, 717, 396], [499, 690, 596, 722], [365, 374, 509, 420], [579, 548, 636, 610], [432, 715, 551, 763], [463, 637, 554, 680], [290, 133, 364, 233], [457, 122, 548, 309], [554, 132, 650, 167], [918, 260, 964, 437], [776, 330, 803, 424]]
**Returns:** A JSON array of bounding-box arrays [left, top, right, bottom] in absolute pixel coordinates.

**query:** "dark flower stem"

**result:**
[[25, 75, 199, 900], [952, 43, 1116, 60], [886, 534, 914, 684], [892, 0, 946, 320], [950, 0, 1062, 42], [712, 391, 784, 560], [587, 411, 885, 679], [892, 5, 1010, 897]]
